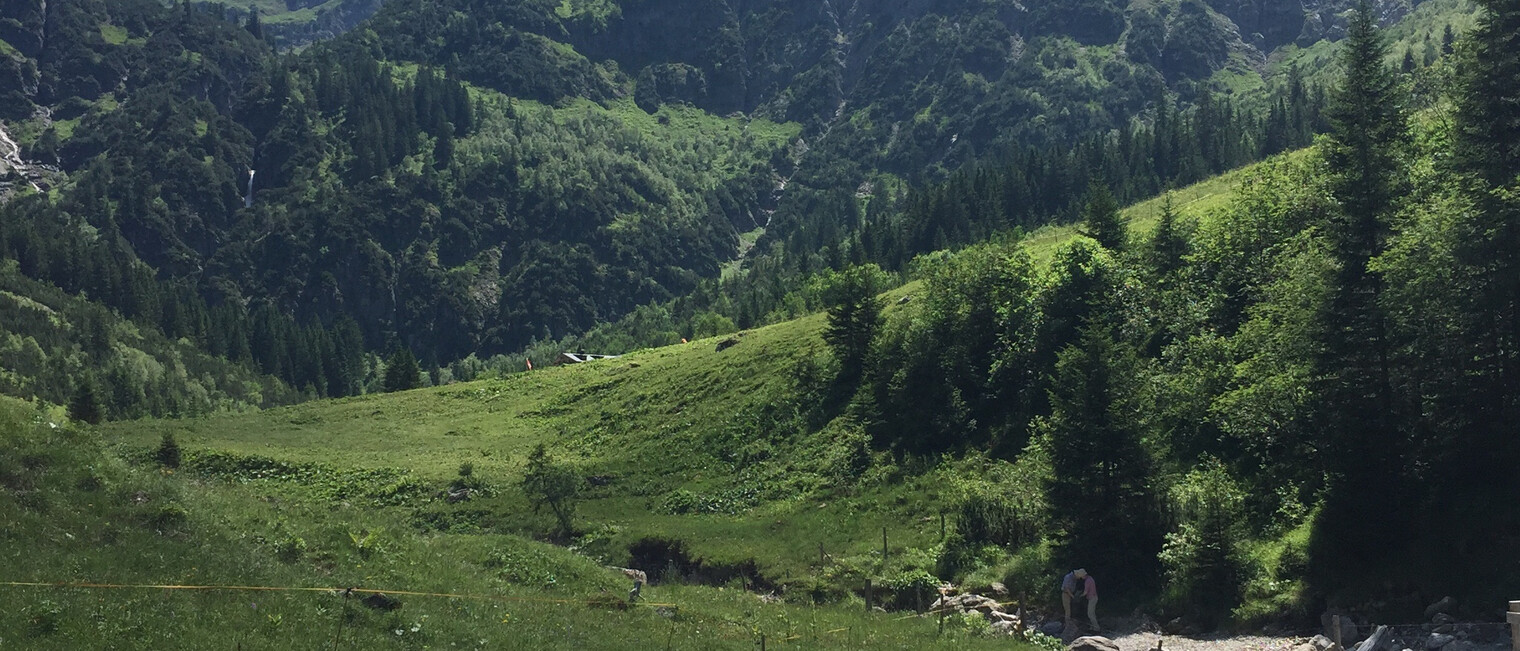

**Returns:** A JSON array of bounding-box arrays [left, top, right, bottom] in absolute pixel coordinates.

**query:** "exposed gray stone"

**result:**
[[1067, 635, 1120, 651], [1425, 633, 1454, 649], [1424, 596, 1457, 619]]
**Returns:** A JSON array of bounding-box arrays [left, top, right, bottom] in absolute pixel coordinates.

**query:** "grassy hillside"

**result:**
[[4, 393, 1025, 648], [92, 155, 1275, 626]]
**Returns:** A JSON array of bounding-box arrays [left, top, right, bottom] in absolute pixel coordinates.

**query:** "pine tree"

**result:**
[[383, 348, 422, 392], [823, 266, 883, 380], [69, 377, 104, 425], [244, 6, 263, 41], [1078, 182, 1126, 252], [1310, 0, 1409, 584], [1437, 0, 1520, 563], [1146, 192, 1190, 277], [1043, 326, 1162, 593]]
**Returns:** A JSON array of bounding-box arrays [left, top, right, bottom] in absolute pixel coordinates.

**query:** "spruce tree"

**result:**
[[1043, 326, 1161, 593], [823, 266, 883, 380], [1079, 183, 1126, 252], [1311, 0, 1409, 584], [383, 348, 422, 392], [1146, 192, 1190, 278], [69, 377, 104, 425], [1439, 0, 1520, 567], [244, 6, 263, 41]]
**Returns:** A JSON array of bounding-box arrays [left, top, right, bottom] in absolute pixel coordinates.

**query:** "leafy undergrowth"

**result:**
[[2, 396, 1027, 648]]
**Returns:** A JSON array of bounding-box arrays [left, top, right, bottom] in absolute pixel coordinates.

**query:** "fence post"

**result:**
[[760, 633, 766, 651], [1334, 615, 1343, 651], [1506, 601, 1519, 651]]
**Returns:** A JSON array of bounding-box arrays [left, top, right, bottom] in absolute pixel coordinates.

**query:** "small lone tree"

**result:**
[[823, 265, 884, 381], [156, 432, 182, 469], [383, 348, 422, 392], [69, 378, 104, 425], [521, 444, 582, 538]]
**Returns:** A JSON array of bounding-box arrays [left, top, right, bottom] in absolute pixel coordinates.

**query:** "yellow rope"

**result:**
[[0, 581, 679, 608]]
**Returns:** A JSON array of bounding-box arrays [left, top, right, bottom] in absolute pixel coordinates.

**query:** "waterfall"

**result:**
[[244, 169, 256, 208]]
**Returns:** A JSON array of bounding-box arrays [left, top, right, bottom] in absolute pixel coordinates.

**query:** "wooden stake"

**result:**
[[1334, 615, 1343, 650], [1506, 601, 1520, 651]]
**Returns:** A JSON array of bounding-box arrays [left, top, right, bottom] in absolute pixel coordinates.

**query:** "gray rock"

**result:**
[[1310, 635, 1341, 651], [988, 581, 1009, 596], [1041, 621, 1066, 636], [1322, 612, 1361, 643], [1067, 636, 1120, 651], [1425, 634, 1455, 649], [1441, 642, 1478, 651], [1433, 625, 1454, 634], [1432, 613, 1456, 625], [1425, 596, 1458, 619]]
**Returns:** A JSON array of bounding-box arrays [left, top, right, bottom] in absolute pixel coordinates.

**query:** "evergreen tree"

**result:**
[[1043, 326, 1162, 594], [383, 348, 422, 392], [156, 432, 182, 469], [69, 377, 104, 425], [1079, 182, 1127, 252], [1441, 24, 1456, 55], [1146, 192, 1190, 278], [823, 266, 884, 380], [1436, 0, 1520, 575], [1310, 0, 1409, 583], [244, 6, 263, 41]]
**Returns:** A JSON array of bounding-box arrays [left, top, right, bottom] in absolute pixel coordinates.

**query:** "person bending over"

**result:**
[[1061, 568, 1099, 631]]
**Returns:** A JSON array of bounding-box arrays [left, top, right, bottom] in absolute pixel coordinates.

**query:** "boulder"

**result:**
[[1068, 635, 1120, 651], [715, 337, 740, 352], [988, 582, 1009, 596], [991, 619, 1021, 636], [1355, 625, 1390, 651], [1041, 620, 1067, 636], [1425, 634, 1454, 649], [1424, 597, 1457, 619], [1441, 642, 1477, 651], [1310, 634, 1342, 651], [988, 610, 1020, 624], [1322, 612, 1361, 643]]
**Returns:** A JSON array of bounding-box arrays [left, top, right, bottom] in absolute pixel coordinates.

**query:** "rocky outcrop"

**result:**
[[1068, 635, 1121, 651]]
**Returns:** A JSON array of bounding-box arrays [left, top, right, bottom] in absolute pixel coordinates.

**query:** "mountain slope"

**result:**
[[99, 155, 1240, 590], [1, 396, 1018, 649]]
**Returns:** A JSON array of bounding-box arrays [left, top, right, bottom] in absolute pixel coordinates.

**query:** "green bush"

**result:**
[[1159, 461, 1252, 626]]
